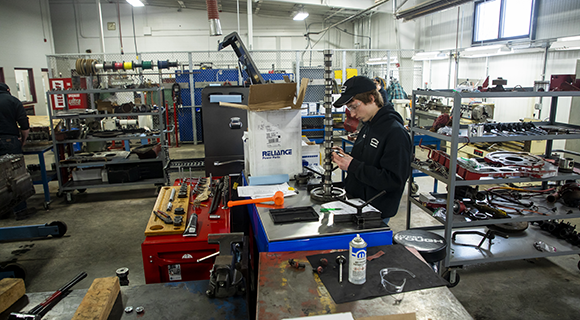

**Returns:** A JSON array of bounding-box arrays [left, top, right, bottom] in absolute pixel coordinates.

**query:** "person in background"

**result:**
[[331, 76, 412, 224], [374, 77, 389, 106], [0, 82, 32, 219], [387, 78, 408, 101]]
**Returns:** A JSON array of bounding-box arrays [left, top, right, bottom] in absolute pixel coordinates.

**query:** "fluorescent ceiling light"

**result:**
[[464, 44, 506, 52], [551, 36, 580, 51], [293, 12, 309, 21], [126, 0, 144, 7], [412, 51, 448, 61], [557, 36, 580, 42], [177, 1, 186, 8], [366, 57, 399, 65]]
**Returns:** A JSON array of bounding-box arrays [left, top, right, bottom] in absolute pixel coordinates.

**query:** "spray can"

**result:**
[[348, 234, 367, 285]]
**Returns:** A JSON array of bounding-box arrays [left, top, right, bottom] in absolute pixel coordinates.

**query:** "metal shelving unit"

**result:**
[[46, 86, 169, 202], [407, 89, 580, 270]]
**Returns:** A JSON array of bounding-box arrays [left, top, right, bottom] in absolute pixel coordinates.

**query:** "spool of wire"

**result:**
[[114, 62, 124, 70], [123, 61, 133, 70], [142, 61, 153, 69], [103, 62, 115, 71], [95, 63, 104, 71], [158, 60, 169, 69]]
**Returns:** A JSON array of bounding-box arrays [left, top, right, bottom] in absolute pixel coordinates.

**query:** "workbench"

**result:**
[[248, 179, 393, 252], [23, 144, 57, 209], [0, 280, 248, 320], [141, 177, 230, 284], [256, 250, 473, 320]]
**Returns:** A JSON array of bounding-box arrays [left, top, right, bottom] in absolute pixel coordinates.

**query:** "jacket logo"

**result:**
[[370, 138, 379, 148]]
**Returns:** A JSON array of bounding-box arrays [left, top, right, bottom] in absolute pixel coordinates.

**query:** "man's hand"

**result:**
[[331, 147, 352, 171]]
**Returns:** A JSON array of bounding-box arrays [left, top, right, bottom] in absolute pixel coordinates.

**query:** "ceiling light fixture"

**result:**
[[177, 1, 186, 8], [293, 11, 309, 21], [550, 35, 580, 51], [412, 51, 448, 61], [126, 0, 144, 7]]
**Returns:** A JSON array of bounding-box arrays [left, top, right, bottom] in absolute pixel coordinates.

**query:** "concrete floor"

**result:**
[[2, 143, 580, 319]]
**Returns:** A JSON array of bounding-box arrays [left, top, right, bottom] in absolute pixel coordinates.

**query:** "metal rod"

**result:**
[[197, 251, 220, 262]]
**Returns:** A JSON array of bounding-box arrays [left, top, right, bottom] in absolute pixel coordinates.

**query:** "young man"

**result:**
[[332, 76, 412, 223]]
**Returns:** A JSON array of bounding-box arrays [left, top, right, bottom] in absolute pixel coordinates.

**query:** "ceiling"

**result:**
[[140, 0, 373, 23]]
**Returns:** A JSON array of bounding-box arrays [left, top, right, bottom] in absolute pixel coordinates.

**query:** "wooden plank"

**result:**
[[0, 278, 25, 314], [71, 277, 120, 320], [144, 185, 191, 236]]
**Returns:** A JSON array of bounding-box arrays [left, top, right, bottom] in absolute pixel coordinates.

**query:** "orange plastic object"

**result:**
[[228, 191, 284, 207]]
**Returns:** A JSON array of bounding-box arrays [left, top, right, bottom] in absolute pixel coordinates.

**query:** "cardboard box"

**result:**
[[302, 137, 320, 166], [222, 80, 308, 178]]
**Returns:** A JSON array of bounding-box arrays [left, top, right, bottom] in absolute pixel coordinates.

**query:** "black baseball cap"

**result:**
[[0, 83, 9, 92], [333, 76, 376, 107]]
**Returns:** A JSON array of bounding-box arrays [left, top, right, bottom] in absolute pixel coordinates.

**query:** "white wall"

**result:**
[[399, 0, 580, 124], [0, 0, 54, 115], [49, 1, 355, 54]]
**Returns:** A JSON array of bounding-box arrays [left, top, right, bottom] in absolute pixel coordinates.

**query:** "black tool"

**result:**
[[173, 215, 183, 226], [154, 210, 173, 224], [183, 213, 198, 237], [9, 272, 87, 320]]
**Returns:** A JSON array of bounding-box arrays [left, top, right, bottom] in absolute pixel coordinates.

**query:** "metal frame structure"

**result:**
[[407, 89, 580, 268]]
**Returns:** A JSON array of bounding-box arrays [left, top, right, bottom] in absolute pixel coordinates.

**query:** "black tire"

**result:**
[[444, 271, 460, 287], [48, 221, 68, 237], [577, 260, 580, 271], [57, 191, 64, 198], [0, 263, 26, 280], [77, 189, 87, 194]]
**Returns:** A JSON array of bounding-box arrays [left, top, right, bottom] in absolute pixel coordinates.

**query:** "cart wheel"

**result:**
[[43, 202, 50, 210], [577, 260, 580, 271], [65, 193, 73, 204], [57, 191, 64, 198], [48, 221, 68, 237], [443, 270, 460, 287], [411, 182, 419, 194], [77, 189, 87, 194], [0, 263, 26, 280]]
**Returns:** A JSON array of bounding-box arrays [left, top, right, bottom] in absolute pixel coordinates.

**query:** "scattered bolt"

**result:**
[[124, 306, 133, 313], [135, 306, 144, 314], [336, 255, 346, 283]]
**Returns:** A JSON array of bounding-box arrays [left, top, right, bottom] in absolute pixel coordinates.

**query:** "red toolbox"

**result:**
[[141, 177, 230, 284]]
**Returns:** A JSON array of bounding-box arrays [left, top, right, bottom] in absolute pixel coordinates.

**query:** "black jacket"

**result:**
[[345, 104, 412, 219], [0, 91, 29, 137]]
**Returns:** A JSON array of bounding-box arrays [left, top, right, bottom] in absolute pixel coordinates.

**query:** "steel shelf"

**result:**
[[407, 89, 580, 269], [61, 178, 166, 191], [59, 156, 163, 168], [54, 134, 162, 144], [53, 111, 163, 119], [48, 87, 162, 95], [431, 226, 580, 267], [47, 85, 169, 197]]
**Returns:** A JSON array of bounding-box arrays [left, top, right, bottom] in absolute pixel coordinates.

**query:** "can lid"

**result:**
[[352, 234, 366, 245]]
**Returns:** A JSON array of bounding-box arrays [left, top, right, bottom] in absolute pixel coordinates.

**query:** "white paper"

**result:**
[[237, 182, 297, 199], [321, 199, 380, 215]]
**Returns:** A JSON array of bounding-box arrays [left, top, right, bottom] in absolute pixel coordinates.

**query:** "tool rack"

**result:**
[[407, 89, 580, 281], [46, 86, 170, 203]]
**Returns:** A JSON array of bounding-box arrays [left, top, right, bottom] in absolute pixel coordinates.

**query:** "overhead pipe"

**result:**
[[206, 0, 222, 36], [305, 0, 389, 36]]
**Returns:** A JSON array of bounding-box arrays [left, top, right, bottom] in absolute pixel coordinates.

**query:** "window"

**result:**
[[473, 0, 536, 44], [13, 68, 37, 104]]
